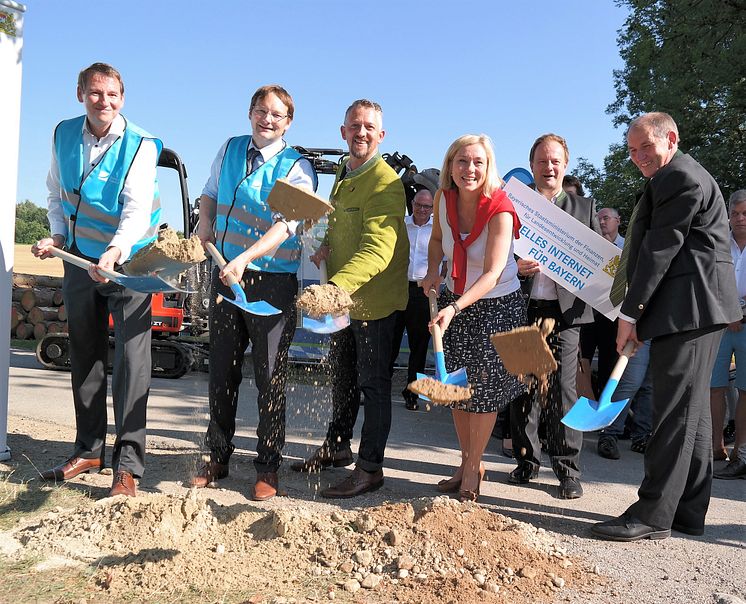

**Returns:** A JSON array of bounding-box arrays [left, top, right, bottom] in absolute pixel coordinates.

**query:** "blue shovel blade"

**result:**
[[302, 312, 350, 334], [562, 393, 630, 432], [223, 283, 281, 316]]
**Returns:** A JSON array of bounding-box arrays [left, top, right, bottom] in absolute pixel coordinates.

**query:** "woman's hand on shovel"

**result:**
[[430, 301, 457, 334], [220, 257, 248, 287]]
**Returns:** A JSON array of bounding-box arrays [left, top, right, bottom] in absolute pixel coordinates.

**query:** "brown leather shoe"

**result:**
[[40, 456, 102, 481], [290, 444, 353, 473], [190, 461, 229, 488], [252, 472, 279, 501], [109, 471, 136, 497], [320, 466, 384, 499]]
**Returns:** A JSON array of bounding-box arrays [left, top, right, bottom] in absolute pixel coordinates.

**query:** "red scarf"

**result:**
[[443, 188, 520, 295]]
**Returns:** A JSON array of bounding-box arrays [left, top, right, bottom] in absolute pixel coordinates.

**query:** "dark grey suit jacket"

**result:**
[[521, 191, 601, 327], [621, 152, 740, 340]]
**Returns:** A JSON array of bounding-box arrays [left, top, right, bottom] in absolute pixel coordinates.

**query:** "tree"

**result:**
[[15, 200, 50, 244], [577, 0, 746, 216]]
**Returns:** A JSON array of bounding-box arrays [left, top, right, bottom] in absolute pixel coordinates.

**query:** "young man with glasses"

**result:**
[[191, 84, 317, 501]]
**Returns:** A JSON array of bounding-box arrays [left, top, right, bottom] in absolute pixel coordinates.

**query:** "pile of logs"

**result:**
[[11, 273, 67, 340]]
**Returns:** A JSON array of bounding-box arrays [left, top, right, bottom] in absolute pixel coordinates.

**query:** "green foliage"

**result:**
[[14, 200, 49, 244], [581, 0, 746, 210]]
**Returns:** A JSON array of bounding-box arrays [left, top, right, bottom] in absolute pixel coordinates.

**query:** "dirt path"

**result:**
[[2, 349, 744, 603]]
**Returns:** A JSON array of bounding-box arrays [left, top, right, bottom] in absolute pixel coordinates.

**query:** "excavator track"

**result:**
[[36, 334, 193, 379]]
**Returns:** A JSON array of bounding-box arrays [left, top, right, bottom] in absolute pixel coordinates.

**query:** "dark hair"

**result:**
[[529, 133, 569, 165], [77, 62, 124, 94], [249, 84, 295, 120], [562, 174, 585, 197]]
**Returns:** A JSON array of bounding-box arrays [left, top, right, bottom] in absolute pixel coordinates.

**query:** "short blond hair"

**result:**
[[529, 133, 569, 165], [439, 134, 503, 196]]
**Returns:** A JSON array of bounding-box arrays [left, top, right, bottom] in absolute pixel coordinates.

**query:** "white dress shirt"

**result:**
[[405, 215, 432, 281], [46, 114, 158, 263]]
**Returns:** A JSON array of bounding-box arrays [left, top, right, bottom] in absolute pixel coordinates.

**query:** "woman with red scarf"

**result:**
[[420, 134, 527, 502]]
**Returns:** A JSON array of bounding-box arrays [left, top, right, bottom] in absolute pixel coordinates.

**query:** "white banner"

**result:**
[[504, 178, 622, 320]]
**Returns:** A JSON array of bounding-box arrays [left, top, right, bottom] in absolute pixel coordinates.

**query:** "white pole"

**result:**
[[0, 0, 27, 462]]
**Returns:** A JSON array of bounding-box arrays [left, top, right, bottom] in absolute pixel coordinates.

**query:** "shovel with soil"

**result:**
[[124, 227, 205, 279], [204, 242, 281, 316], [298, 259, 351, 334], [407, 289, 471, 405], [47, 247, 194, 294]]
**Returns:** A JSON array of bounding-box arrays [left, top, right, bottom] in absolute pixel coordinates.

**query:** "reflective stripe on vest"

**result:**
[[55, 115, 162, 259], [215, 136, 304, 272]]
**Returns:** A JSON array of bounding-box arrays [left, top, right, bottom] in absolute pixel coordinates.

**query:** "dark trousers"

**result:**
[[206, 268, 297, 473], [391, 282, 431, 383], [510, 302, 583, 479], [579, 311, 619, 396], [627, 326, 723, 530], [63, 262, 152, 477], [324, 311, 398, 472]]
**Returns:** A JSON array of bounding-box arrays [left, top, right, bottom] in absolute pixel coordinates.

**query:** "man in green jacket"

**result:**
[[291, 99, 409, 498]]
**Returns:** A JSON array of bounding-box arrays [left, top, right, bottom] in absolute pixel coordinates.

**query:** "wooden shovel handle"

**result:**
[[427, 289, 444, 355], [204, 242, 240, 287], [47, 246, 119, 281], [318, 259, 328, 285], [609, 341, 636, 382]]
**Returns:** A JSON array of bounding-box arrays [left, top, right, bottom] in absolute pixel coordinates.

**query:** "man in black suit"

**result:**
[[509, 133, 600, 499], [593, 112, 740, 541]]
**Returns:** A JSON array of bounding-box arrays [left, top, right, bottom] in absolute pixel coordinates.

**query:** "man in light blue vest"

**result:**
[[32, 63, 161, 498], [190, 84, 317, 501]]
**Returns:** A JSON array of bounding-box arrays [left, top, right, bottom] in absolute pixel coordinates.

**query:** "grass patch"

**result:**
[[0, 474, 94, 531], [10, 339, 36, 352], [0, 558, 95, 604]]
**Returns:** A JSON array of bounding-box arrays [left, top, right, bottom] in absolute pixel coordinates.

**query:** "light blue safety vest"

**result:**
[[215, 136, 314, 273], [55, 115, 162, 260]]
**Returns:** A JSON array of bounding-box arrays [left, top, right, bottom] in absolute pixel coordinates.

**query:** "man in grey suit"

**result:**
[[593, 112, 740, 541], [509, 133, 600, 499]]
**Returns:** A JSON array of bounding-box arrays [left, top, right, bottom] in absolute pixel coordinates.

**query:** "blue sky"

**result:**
[[16, 0, 629, 230]]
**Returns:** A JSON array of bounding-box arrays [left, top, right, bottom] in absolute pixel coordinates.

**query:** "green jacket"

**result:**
[[327, 154, 409, 320]]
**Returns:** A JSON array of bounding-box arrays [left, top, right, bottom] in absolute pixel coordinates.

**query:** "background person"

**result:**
[[420, 134, 526, 502], [32, 62, 161, 498], [709, 189, 746, 478], [510, 134, 600, 500], [392, 171, 439, 411], [190, 84, 317, 501]]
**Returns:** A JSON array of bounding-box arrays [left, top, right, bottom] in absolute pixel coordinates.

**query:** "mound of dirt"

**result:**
[[125, 228, 206, 276], [297, 283, 354, 318], [5, 491, 600, 602]]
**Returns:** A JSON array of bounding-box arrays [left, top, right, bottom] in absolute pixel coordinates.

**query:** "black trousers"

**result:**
[[391, 282, 431, 383], [63, 262, 152, 477], [627, 325, 723, 530], [324, 311, 398, 472], [205, 268, 297, 473], [510, 302, 583, 480], [579, 311, 619, 396]]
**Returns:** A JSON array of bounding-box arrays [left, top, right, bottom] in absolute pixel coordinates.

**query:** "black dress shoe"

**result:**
[[320, 466, 384, 499], [558, 477, 584, 499], [597, 435, 620, 459], [41, 456, 102, 481], [714, 458, 746, 480], [402, 388, 420, 411], [291, 444, 354, 473], [592, 513, 670, 542], [507, 463, 538, 484]]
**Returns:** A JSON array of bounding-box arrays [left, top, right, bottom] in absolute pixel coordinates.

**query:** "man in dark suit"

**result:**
[[509, 133, 600, 499], [593, 112, 740, 541]]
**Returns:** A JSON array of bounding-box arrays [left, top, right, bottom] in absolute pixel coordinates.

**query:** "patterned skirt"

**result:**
[[439, 288, 528, 414]]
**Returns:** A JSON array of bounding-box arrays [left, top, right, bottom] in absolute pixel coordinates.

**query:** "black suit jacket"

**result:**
[[521, 191, 601, 327], [621, 153, 740, 340]]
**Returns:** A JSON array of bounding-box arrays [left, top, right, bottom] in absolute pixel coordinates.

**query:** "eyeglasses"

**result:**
[[413, 202, 433, 210], [252, 107, 289, 122]]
